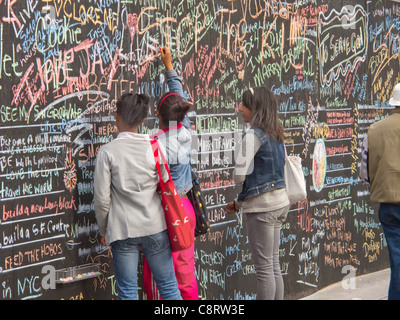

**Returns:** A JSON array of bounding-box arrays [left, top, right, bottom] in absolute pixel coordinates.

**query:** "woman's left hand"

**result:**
[[100, 236, 107, 246], [224, 201, 239, 214]]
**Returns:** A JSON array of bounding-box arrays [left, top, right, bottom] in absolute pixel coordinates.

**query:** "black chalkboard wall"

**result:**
[[0, 0, 395, 300]]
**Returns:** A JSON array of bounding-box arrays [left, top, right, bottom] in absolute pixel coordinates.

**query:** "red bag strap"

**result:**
[[151, 139, 171, 180]]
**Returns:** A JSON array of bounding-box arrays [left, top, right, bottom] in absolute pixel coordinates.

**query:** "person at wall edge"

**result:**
[[366, 82, 400, 300]]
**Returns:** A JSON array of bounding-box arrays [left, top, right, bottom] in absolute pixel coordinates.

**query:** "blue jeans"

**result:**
[[379, 203, 400, 300], [111, 230, 182, 300]]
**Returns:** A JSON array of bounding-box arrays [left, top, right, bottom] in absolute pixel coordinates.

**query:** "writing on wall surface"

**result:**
[[0, 0, 395, 300]]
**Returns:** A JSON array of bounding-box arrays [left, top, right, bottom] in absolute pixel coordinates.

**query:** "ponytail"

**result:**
[[158, 92, 192, 127]]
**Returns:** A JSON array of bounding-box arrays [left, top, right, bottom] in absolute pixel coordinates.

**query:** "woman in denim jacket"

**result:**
[[143, 47, 198, 300], [225, 86, 290, 300]]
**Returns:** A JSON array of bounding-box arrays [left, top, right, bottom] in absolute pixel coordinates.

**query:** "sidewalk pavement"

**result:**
[[301, 268, 390, 300]]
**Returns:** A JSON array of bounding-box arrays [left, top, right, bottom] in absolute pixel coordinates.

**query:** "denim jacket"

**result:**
[[153, 70, 192, 196], [237, 128, 286, 202]]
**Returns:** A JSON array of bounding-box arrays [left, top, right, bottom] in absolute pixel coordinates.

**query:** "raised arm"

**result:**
[[159, 47, 190, 128]]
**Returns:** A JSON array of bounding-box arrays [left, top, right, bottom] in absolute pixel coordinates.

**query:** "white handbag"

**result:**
[[284, 146, 307, 204]]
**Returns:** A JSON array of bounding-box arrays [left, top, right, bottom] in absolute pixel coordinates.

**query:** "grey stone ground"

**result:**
[[301, 268, 390, 300]]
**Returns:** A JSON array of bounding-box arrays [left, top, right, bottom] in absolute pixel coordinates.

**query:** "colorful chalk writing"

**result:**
[[0, 0, 395, 300]]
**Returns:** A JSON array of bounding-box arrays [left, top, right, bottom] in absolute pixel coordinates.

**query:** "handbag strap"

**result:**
[[284, 143, 288, 162], [151, 139, 172, 181]]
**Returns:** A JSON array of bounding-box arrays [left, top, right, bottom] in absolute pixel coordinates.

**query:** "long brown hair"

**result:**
[[241, 86, 284, 143]]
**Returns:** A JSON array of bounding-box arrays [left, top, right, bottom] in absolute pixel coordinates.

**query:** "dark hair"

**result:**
[[116, 93, 150, 127], [157, 92, 191, 127], [242, 86, 284, 143]]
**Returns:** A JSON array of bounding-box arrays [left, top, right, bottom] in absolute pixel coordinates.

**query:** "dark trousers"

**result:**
[[379, 203, 400, 300]]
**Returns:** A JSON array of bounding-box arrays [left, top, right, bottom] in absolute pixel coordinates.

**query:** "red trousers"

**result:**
[[143, 198, 199, 300]]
